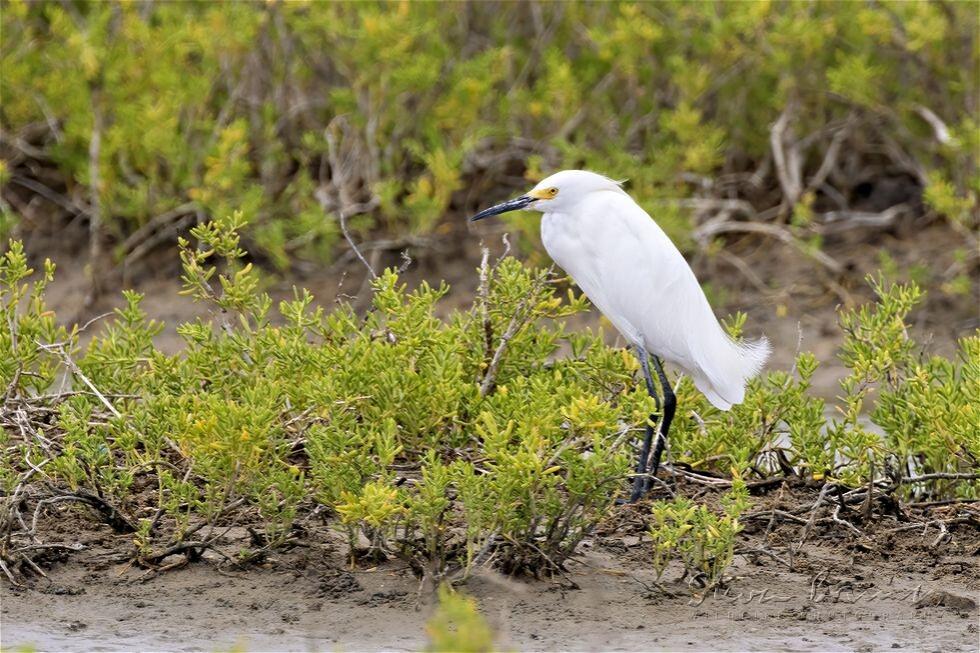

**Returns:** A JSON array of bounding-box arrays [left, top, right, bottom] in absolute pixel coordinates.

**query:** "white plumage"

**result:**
[[473, 169, 770, 410]]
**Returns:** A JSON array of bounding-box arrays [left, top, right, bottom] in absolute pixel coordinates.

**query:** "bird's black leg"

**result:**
[[643, 355, 675, 495], [629, 345, 660, 503]]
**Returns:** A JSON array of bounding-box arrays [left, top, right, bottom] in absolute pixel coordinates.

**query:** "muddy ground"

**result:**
[[2, 486, 978, 652]]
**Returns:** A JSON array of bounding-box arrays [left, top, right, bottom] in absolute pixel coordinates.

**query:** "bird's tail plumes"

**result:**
[[692, 331, 771, 411]]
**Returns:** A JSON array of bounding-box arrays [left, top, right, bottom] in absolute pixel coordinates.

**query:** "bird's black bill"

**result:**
[[469, 195, 534, 221]]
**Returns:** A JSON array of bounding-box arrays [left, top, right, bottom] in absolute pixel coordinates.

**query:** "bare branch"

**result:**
[[338, 208, 378, 281], [818, 203, 911, 234], [804, 115, 854, 197], [36, 341, 120, 418], [479, 269, 550, 397], [656, 198, 758, 223], [795, 483, 832, 554], [479, 300, 529, 398], [477, 245, 493, 380], [716, 250, 770, 294], [897, 472, 980, 484], [914, 105, 953, 144], [770, 105, 803, 209], [694, 219, 844, 275], [318, 117, 381, 283], [8, 175, 91, 217], [326, 233, 432, 272]]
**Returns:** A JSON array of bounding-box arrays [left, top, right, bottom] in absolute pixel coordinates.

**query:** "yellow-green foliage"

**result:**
[[4, 212, 643, 573], [426, 586, 497, 653], [1, 215, 976, 578], [2, 2, 976, 258], [0, 243, 67, 396], [661, 280, 978, 500], [650, 479, 750, 587]]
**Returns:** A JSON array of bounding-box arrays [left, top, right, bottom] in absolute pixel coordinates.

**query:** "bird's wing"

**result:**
[[576, 192, 719, 370], [543, 191, 768, 410]]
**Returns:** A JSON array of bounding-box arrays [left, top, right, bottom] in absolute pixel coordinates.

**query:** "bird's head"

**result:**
[[469, 170, 625, 221]]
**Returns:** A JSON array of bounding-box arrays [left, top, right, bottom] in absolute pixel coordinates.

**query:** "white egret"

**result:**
[[470, 170, 771, 501]]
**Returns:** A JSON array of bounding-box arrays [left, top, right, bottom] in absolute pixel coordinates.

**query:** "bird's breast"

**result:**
[[540, 203, 701, 361], [540, 212, 588, 274], [540, 211, 642, 342]]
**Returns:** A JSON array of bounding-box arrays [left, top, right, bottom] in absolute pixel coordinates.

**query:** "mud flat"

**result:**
[[3, 509, 977, 653]]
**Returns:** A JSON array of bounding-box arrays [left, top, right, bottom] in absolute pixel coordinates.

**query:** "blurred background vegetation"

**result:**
[[1, 0, 977, 322]]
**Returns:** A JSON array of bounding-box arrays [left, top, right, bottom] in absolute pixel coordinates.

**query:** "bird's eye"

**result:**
[[547, 187, 559, 197]]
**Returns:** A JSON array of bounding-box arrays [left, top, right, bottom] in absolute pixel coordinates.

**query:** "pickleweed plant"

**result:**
[[650, 478, 750, 588], [426, 585, 497, 653], [302, 256, 642, 576], [0, 243, 69, 397], [5, 2, 976, 272], [1, 215, 976, 584], [833, 278, 979, 498], [651, 277, 977, 498]]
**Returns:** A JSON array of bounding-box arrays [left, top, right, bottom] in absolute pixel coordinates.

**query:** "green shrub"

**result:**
[[300, 251, 640, 575], [2, 2, 976, 265], [426, 585, 497, 653], [661, 280, 978, 500], [0, 214, 976, 584], [0, 242, 68, 397], [3, 212, 646, 576], [650, 479, 749, 588]]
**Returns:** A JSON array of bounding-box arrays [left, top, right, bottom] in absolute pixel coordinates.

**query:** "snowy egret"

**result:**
[[471, 170, 771, 501]]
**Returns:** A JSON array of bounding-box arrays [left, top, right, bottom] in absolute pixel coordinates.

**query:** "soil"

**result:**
[[2, 487, 978, 652]]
